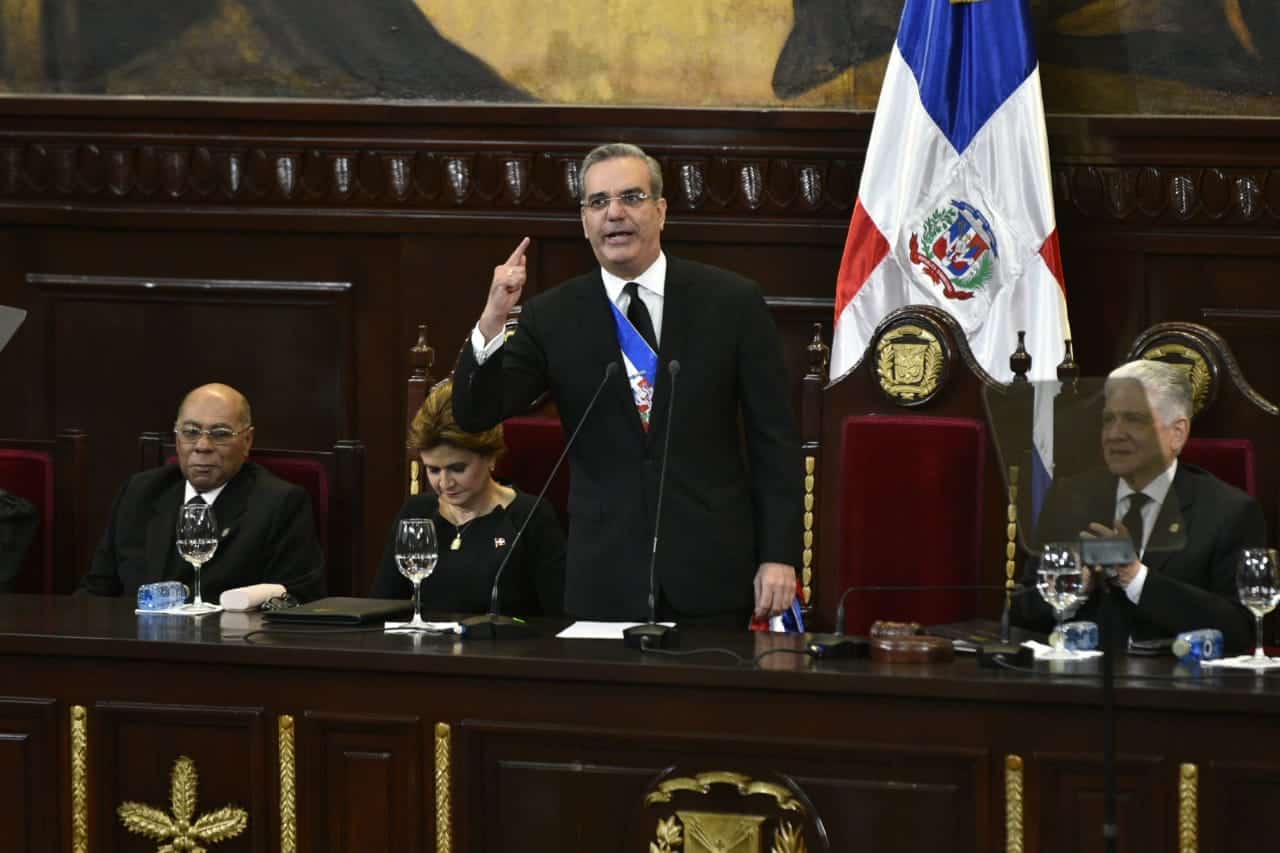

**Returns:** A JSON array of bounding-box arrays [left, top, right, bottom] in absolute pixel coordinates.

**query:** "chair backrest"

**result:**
[[493, 415, 570, 528], [630, 768, 829, 853], [837, 414, 986, 634], [138, 434, 366, 596], [1181, 437, 1256, 496], [0, 430, 90, 593]]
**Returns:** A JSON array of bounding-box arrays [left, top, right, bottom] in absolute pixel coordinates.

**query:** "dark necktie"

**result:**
[[1121, 492, 1150, 555], [623, 281, 658, 353], [187, 494, 206, 506]]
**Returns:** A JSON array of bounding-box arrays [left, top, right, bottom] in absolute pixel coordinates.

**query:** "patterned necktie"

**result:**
[[1121, 492, 1150, 555], [623, 281, 658, 353]]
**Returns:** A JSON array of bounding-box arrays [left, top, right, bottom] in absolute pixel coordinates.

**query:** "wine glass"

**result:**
[[1235, 548, 1280, 666], [1038, 541, 1086, 659], [395, 518, 438, 629], [175, 503, 220, 614]]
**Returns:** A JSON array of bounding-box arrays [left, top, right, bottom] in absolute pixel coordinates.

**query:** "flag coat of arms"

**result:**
[[830, 0, 1070, 384]]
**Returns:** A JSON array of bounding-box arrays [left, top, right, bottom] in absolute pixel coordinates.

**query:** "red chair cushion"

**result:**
[[494, 416, 570, 527], [838, 415, 986, 634], [1180, 437, 1255, 496], [0, 449, 54, 593]]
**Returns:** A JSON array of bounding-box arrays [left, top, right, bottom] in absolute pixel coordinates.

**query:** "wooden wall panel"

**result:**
[[0, 698, 59, 853], [93, 701, 269, 853], [298, 712, 425, 853]]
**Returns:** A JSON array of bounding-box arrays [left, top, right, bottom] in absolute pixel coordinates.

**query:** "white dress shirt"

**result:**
[[184, 480, 228, 507]]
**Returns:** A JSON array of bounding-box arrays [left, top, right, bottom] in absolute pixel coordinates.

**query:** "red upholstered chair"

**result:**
[[492, 415, 570, 528], [0, 430, 90, 593], [836, 414, 986, 635], [1180, 437, 1255, 496], [138, 433, 366, 596]]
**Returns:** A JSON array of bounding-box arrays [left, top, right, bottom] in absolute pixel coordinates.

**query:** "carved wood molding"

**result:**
[[1055, 166, 1280, 224]]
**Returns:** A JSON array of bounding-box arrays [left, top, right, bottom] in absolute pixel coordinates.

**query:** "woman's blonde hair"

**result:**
[[407, 379, 505, 457]]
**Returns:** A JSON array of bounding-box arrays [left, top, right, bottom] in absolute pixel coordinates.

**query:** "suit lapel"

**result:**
[[146, 473, 185, 582], [1144, 467, 1193, 574], [209, 465, 253, 552]]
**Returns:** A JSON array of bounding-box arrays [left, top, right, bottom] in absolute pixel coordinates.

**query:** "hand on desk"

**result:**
[[753, 562, 796, 620]]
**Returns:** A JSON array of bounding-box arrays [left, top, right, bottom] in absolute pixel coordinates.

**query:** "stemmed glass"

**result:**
[[1037, 541, 1086, 659], [1235, 548, 1280, 667], [175, 503, 220, 614], [395, 518, 439, 630]]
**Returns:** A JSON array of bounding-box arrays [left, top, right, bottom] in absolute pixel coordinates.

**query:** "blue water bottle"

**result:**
[[137, 581, 189, 611], [1172, 629, 1223, 664]]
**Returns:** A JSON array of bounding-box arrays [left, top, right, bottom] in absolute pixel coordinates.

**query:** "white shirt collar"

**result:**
[[1116, 457, 1177, 509], [184, 480, 228, 507], [600, 251, 667, 304]]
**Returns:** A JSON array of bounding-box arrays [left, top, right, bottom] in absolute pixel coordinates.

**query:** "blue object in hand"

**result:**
[[1172, 629, 1223, 664], [1051, 620, 1099, 651], [137, 581, 189, 611]]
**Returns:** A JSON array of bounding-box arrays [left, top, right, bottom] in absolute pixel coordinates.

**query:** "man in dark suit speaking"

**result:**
[[453, 143, 801, 625], [79, 383, 326, 603], [1014, 360, 1265, 654]]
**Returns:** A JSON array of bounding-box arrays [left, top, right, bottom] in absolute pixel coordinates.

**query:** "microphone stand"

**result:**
[[460, 362, 619, 640], [624, 361, 681, 651]]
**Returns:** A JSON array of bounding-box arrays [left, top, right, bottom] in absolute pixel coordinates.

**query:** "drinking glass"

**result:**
[[1038, 541, 1086, 659], [1236, 548, 1280, 665], [395, 518, 438, 629], [175, 503, 220, 614]]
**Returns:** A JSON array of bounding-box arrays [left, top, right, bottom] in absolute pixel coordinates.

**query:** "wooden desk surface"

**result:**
[[2, 594, 1279, 853]]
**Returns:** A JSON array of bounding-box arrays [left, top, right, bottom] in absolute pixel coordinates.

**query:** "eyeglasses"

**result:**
[[581, 190, 653, 211], [175, 424, 253, 445]]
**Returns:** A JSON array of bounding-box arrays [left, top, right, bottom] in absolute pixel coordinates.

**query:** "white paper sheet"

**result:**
[[556, 621, 676, 640], [384, 620, 461, 633]]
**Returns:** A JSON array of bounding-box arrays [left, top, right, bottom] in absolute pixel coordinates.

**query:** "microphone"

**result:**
[[624, 360, 681, 651], [460, 361, 619, 640], [805, 583, 1028, 662]]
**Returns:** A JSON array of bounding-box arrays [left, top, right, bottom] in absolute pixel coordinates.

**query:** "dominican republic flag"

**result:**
[[830, 0, 1070, 384]]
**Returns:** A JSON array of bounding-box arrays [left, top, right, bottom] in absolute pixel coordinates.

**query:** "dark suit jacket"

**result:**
[[368, 490, 565, 616], [453, 256, 802, 620], [79, 462, 326, 603], [1012, 462, 1265, 655]]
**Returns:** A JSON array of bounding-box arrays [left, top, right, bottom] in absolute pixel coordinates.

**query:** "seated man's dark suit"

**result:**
[[80, 461, 326, 602], [1013, 462, 1265, 655], [453, 256, 802, 621]]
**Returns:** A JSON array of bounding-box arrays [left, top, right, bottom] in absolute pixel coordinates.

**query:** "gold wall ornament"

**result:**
[[1179, 763, 1199, 853], [410, 459, 422, 496], [70, 704, 88, 853], [651, 815, 683, 852], [117, 755, 248, 852], [875, 323, 946, 405], [1140, 344, 1212, 415], [772, 820, 807, 853], [279, 715, 297, 853], [1005, 466, 1020, 609], [435, 722, 452, 853], [802, 455, 815, 605], [1005, 755, 1024, 853], [645, 772, 804, 813], [677, 809, 764, 852]]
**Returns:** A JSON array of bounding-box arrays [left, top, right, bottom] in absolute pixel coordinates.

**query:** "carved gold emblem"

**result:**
[[876, 324, 945, 404], [1140, 344, 1211, 415], [117, 755, 248, 853], [644, 772, 810, 853]]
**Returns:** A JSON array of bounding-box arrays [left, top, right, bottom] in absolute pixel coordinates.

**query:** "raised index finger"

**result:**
[[505, 237, 531, 266]]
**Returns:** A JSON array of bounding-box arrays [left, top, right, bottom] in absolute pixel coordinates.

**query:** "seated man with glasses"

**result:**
[[79, 383, 326, 603]]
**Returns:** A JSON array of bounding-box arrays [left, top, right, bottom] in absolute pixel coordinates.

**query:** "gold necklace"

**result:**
[[449, 516, 475, 551]]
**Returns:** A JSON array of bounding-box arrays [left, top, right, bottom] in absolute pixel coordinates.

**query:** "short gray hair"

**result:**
[[1105, 359, 1193, 425], [580, 143, 663, 199]]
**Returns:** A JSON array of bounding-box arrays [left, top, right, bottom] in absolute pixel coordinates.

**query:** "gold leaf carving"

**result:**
[[650, 815, 684, 852], [1179, 763, 1199, 853], [117, 756, 248, 853], [71, 705, 88, 853], [1005, 754, 1024, 853], [279, 715, 297, 853], [435, 722, 453, 853], [773, 820, 807, 853]]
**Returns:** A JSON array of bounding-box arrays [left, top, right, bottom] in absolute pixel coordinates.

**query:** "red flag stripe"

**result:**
[[1038, 228, 1066, 294], [834, 198, 891, 323]]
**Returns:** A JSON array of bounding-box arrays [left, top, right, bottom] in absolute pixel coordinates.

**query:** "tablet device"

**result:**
[[263, 597, 412, 626]]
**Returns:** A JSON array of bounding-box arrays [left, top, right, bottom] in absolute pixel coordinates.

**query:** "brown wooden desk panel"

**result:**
[[1, 594, 1279, 853]]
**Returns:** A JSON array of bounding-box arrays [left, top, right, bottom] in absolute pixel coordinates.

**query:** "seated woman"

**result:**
[[370, 379, 565, 616]]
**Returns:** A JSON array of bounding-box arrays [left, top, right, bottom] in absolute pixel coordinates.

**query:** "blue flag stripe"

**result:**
[[609, 301, 658, 384], [896, 0, 1038, 154]]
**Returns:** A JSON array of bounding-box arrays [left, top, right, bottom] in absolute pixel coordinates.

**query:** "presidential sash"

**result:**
[[609, 300, 658, 429]]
